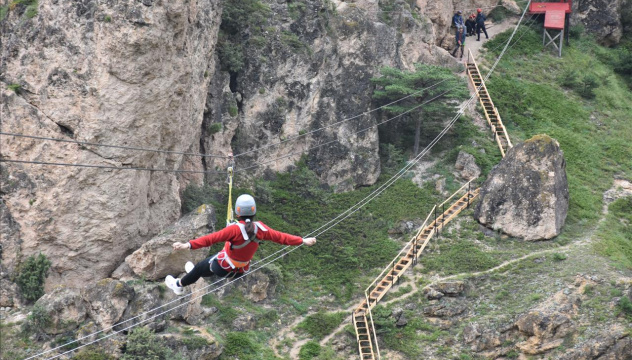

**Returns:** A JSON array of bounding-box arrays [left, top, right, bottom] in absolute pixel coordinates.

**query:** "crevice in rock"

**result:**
[[56, 123, 75, 137], [229, 71, 238, 93]]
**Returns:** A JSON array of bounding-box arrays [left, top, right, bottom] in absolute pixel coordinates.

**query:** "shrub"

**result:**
[[24, 0, 37, 18], [181, 183, 216, 213], [619, 296, 632, 318], [218, 40, 244, 73], [577, 74, 599, 99], [296, 311, 346, 340], [8, 83, 21, 93], [21, 303, 50, 335], [121, 327, 175, 360], [223, 332, 258, 357], [298, 341, 321, 360], [208, 122, 222, 135], [228, 105, 238, 117], [558, 69, 579, 89], [16, 253, 51, 302], [103, 15, 111, 22], [71, 348, 115, 360], [258, 88, 265, 94], [553, 253, 568, 261], [569, 23, 584, 39]]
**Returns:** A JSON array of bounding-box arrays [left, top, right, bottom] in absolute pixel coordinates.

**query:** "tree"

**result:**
[[371, 64, 468, 156]]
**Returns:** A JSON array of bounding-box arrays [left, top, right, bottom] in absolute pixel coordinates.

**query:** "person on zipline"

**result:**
[[165, 194, 317, 295]]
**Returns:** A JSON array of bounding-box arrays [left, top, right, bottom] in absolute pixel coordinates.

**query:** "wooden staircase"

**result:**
[[466, 50, 513, 157], [353, 181, 480, 360]]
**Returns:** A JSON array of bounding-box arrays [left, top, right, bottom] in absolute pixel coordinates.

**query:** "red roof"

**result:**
[[529, 2, 572, 14], [543, 9, 566, 29]]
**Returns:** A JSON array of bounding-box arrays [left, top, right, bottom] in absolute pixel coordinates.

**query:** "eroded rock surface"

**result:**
[[475, 134, 569, 240], [125, 204, 217, 281], [0, 0, 222, 288]]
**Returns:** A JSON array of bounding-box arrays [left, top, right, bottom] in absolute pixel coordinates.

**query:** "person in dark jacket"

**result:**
[[452, 26, 466, 59], [476, 8, 489, 41], [465, 15, 476, 36], [452, 10, 464, 28]]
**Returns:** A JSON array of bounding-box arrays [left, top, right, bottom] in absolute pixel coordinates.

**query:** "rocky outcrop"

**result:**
[[82, 278, 135, 330], [572, 0, 628, 46], [424, 280, 468, 298], [199, 0, 460, 192], [0, 0, 222, 288], [455, 151, 481, 180], [34, 287, 87, 335], [475, 135, 569, 241], [160, 334, 223, 360], [558, 328, 632, 360], [124, 204, 217, 281]]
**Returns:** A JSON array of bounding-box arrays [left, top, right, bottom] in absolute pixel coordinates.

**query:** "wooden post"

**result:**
[[467, 181, 471, 208]]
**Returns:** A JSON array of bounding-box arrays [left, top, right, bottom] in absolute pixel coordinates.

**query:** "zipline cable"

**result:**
[[23, 74, 459, 360], [1, 85, 458, 176], [30, 2, 533, 357], [0, 79, 449, 162]]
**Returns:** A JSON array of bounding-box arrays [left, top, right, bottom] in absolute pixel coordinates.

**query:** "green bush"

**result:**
[[16, 253, 51, 302], [71, 348, 115, 360], [577, 74, 599, 99], [298, 341, 321, 359], [569, 23, 584, 39], [218, 40, 244, 73], [296, 311, 346, 340], [181, 183, 216, 214], [228, 105, 238, 117], [122, 327, 178, 360], [558, 69, 579, 89], [619, 296, 632, 318], [8, 83, 21, 93], [553, 253, 568, 261], [208, 122, 222, 135], [222, 332, 258, 357], [21, 303, 50, 335]]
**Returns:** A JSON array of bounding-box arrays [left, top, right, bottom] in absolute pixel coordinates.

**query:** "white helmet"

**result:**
[[235, 194, 256, 217]]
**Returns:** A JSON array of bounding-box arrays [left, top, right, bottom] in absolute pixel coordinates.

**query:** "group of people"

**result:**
[[451, 9, 489, 59]]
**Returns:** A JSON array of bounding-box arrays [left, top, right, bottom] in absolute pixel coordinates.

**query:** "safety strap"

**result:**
[[230, 222, 267, 250], [226, 154, 235, 227]]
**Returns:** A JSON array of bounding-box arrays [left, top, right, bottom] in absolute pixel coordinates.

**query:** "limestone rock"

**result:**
[[424, 288, 444, 300], [573, 0, 626, 46], [557, 327, 632, 360], [125, 204, 216, 281], [241, 271, 274, 303], [463, 323, 481, 343], [475, 135, 569, 241], [34, 287, 87, 335], [115, 283, 167, 331], [82, 278, 134, 330], [0, 278, 19, 308], [232, 313, 256, 331], [160, 334, 223, 360], [455, 151, 481, 180], [423, 303, 466, 318], [428, 280, 467, 297], [0, 0, 222, 288]]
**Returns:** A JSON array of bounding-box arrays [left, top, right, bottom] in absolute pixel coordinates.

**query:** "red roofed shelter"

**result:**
[[529, 1, 572, 57]]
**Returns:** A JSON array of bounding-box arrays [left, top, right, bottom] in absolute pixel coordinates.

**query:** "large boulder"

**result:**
[[558, 328, 632, 360], [455, 151, 481, 180], [34, 287, 87, 335], [573, 0, 626, 46], [124, 204, 216, 281], [474, 135, 569, 241], [82, 278, 135, 330]]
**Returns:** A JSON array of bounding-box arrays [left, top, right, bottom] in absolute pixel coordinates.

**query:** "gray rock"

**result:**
[[455, 151, 481, 180], [34, 287, 87, 335], [424, 288, 444, 300], [463, 323, 481, 343], [395, 314, 408, 327], [475, 135, 569, 241], [125, 204, 216, 281], [431, 281, 467, 297], [423, 303, 466, 318], [82, 278, 134, 330], [435, 177, 446, 194], [232, 313, 256, 331], [574, 0, 626, 46]]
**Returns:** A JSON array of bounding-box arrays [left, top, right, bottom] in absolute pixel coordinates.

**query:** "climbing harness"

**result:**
[[226, 153, 235, 227], [229, 221, 267, 250]]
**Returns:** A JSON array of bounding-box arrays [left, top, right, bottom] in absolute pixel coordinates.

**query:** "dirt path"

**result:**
[[463, 17, 519, 61]]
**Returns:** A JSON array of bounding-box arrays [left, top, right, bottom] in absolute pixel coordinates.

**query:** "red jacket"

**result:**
[[188, 221, 303, 263]]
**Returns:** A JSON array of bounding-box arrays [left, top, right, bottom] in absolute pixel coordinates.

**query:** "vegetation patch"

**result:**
[[16, 253, 51, 302], [594, 196, 632, 269], [422, 241, 501, 275], [296, 311, 346, 340]]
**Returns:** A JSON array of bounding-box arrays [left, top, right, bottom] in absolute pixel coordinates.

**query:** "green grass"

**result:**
[[422, 241, 501, 275], [483, 27, 632, 242], [594, 197, 632, 269], [296, 311, 346, 340]]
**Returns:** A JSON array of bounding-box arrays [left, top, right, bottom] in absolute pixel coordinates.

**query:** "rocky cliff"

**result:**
[[1, 0, 221, 287]]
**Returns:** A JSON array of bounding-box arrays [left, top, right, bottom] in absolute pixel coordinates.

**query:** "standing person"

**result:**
[[452, 10, 464, 29], [476, 8, 489, 41], [465, 15, 476, 37], [165, 194, 317, 295], [452, 26, 466, 60]]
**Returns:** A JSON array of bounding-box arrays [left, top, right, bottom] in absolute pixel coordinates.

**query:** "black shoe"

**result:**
[[477, 39, 480, 41]]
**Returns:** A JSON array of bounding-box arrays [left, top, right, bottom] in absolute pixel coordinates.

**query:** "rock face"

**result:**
[[124, 204, 217, 281], [35, 287, 87, 335], [572, 0, 628, 46], [0, 1, 222, 288], [455, 151, 481, 180], [474, 135, 569, 241], [199, 0, 459, 192], [82, 278, 135, 330]]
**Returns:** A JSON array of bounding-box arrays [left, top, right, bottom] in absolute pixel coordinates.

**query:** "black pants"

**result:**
[[452, 45, 464, 58], [477, 24, 488, 40], [180, 255, 243, 287]]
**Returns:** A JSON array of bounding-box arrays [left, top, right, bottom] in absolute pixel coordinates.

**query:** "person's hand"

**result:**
[[173, 242, 190, 251], [302, 238, 317, 246]]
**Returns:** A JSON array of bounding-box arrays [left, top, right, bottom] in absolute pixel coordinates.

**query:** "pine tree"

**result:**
[[372, 64, 468, 156]]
